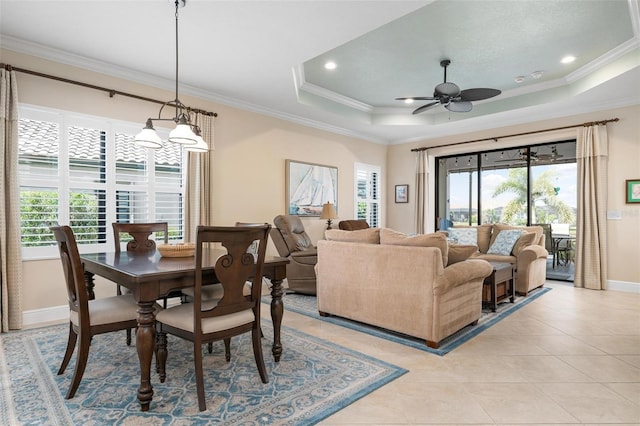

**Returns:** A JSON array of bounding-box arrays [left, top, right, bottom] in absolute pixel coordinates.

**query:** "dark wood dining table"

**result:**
[[80, 248, 289, 412]]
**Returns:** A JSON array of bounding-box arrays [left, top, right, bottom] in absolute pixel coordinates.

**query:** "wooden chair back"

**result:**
[[193, 225, 270, 331], [112, 222, 169, 253], [50, 225, 90, 327]]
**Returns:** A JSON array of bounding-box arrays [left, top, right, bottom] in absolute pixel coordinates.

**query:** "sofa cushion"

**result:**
[[380, 228, 448, 267], [487, 229, 525, 256], [471, 252, 517, 264], [325, 227, 380, 244], [490, 224, 544, 247], [447, 244, 478, 266], [447, 228, 477, 246], [512, 232, 538, 256]]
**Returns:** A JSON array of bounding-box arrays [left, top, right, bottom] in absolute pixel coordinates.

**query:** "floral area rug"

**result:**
[[0, 321, 406, 425], [276, 287, 552, 356]]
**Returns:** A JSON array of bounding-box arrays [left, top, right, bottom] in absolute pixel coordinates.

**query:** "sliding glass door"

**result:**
[[436, 141, 577, 281]]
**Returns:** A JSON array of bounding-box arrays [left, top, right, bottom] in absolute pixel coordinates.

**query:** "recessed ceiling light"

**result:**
[[561, 55, 576, 64], [530, 70, 544, 79], [404, 98, 414, 104], [324, 61, 337, 70], [514, 75, 525, 83]]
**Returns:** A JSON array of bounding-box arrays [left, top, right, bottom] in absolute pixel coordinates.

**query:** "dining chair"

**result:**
[[181, 222, 267, 355], [113, 222, 170, 345], [50, 225, 141, 399], [155, 224, 271, 412]]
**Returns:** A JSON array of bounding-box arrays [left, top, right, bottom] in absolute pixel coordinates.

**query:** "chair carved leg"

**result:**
[[252, 327, 268, 383], [194, 343, 206, 412], [66, 332, 91, 399], [224, 338, 231, 362], [207, 342, 213, 354], [58, 323, 77, 375], [126, 328, 132, 346]]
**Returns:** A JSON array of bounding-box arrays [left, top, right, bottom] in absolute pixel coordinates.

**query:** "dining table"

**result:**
[[80, 248, 289, 412]]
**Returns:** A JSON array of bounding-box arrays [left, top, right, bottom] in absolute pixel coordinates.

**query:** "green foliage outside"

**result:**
[[491, 168, 575, 225]]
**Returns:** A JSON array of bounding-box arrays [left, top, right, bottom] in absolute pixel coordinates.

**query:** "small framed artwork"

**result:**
[[626, 179, 640, 204], [395, 184, 409, 203]]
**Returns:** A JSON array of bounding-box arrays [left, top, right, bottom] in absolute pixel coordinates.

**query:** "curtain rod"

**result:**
[[410, 117, 619, 152], [1, 62, 218, 117]]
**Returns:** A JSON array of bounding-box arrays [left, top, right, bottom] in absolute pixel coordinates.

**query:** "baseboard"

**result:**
[[608, 280, 640, 293], [23, 305, 68, 328]]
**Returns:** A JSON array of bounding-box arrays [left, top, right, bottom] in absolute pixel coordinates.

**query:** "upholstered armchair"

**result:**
[[270, 215, 317, 295], [338, 220, 370, 231]]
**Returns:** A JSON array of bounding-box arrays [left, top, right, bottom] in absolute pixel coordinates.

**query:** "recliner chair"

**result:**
[[270, 215, 317, 295]]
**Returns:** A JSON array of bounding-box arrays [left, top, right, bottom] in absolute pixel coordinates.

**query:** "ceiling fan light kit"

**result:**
[[396, 59, 501, 115]]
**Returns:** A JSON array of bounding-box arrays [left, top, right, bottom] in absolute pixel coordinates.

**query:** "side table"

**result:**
[[483, 261, 515, 312]]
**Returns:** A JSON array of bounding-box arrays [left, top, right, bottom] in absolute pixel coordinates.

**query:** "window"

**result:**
[[18, 106, 185, 258], [354, 163, 381, 227]]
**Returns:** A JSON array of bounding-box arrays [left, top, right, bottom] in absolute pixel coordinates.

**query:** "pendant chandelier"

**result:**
[[134, 0, 207, 152]]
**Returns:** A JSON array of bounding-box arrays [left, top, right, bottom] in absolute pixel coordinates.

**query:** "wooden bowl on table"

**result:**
[[157, 243, 195, 258]]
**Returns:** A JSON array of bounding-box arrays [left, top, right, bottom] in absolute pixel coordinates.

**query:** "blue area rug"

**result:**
[[0, 321, 406, 425], [278, 287, 552, 356]]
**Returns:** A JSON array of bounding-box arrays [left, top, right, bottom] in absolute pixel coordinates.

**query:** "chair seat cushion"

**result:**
[[156, 301, 254, 334], [71, 294, 149, 326]]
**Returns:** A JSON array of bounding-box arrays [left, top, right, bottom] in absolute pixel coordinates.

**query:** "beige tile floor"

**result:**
[[280, 281, 640, 425]]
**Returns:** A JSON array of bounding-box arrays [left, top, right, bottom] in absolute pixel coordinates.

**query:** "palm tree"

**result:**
[[491, 168, 574, 224]]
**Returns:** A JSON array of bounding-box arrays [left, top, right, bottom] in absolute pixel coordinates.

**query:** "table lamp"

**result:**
[[320, 202, 338, 230]]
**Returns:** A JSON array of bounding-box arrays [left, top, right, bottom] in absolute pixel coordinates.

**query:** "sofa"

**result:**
[[445, 224, 548, 295], [316, 228, 492, 348]]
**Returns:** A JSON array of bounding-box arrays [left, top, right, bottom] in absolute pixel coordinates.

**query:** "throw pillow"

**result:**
[[447, 227, 477, 246], [490, 224, 543, 247], [487, 229, 525, 256], [380, 228, 448, 267], [325, 227, 380, 244], [512, 232, 537, 256], [447, 244, 478, 266]]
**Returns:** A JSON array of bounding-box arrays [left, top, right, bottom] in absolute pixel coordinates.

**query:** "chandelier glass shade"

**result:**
[[134, 0, 206, 151]]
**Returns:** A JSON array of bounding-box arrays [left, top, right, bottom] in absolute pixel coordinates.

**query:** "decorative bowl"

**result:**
[[157, 243, 195, 258]]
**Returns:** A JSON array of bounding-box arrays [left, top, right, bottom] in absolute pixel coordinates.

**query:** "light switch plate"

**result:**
[[607, 210, 622, 220]]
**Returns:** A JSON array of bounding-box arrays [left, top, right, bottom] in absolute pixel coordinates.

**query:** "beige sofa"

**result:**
[[446, 224, 548, 295], [316, 228, 492, 348]]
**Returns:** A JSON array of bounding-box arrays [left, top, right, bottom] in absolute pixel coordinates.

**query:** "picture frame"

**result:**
[[286, 159, 338, 216], [395, 184, 409, 203], [626, 179, 640, 204]]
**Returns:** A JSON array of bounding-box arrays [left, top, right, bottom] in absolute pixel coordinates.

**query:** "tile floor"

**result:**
[[280, 281, 640, 425]]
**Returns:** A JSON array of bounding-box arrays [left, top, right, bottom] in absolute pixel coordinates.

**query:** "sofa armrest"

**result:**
[[435, 259, 492, 295], [518, 244, 548, 262]]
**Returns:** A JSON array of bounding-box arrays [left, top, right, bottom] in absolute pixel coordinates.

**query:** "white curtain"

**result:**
[[184, 113, 214, 242], [0, 68, 23, 331], [414, 150, 427, 234], [574, 124, 608, 290]]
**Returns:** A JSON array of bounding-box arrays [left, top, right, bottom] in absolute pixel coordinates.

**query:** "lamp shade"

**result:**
[[168, 123, 198, 145], [320, 202, 338, 220], [185, 134, 208, 152], [134, 128, 163, 149]]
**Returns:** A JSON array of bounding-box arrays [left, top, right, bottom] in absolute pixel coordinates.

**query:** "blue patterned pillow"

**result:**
[[447, 228, 477, 246], [487, 230, 525, 256]]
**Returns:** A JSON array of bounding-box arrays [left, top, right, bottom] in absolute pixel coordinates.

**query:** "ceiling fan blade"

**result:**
[[395, 96, 437, 101], [459, 88, 501, 101], [445, 101, 473, 112], [412, 101, 439, 115], [434, 82, 460, 97]]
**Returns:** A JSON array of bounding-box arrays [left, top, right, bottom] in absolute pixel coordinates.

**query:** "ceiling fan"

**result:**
[[396, 59, 501, 115], [494, 146, 564, 163]]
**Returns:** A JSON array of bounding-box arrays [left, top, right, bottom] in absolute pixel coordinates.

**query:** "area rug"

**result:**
[[0, 322, 406, 425], [277, 287, 552, 356]]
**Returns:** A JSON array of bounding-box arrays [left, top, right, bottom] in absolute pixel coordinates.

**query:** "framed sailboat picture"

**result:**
[[286, 160, 338, 216]]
